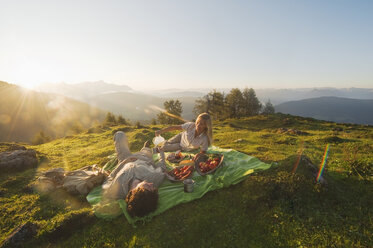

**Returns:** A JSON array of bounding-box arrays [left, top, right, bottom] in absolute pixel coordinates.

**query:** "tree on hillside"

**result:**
[[242, 87, 262, 116], [207, 90, 226, 120], [194, 95, 210, 115], [32, 131, 51, 145], [225, 88, 244, 118], [194, 87, 264, 120], [194, 90, 226, 120], [117, 115, 128, 125], [70, 121, 83, 134], [135, 121, 143, 129], [262, 100, 275, 115], [157, 99, 183, 124], [104, 112, 116, 126]]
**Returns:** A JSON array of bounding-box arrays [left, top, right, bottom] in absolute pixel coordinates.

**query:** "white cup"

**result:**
[[152, 135, 165, 147]]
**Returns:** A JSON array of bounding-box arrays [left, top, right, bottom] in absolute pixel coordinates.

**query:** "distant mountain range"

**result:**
[[141, 89, 206, 98], [256, 88, 373, 105], [36, 81, 198, 121], [144, 87, 373, 105], [36, 81, 132, 100], [32, 81, 373, 125], [275, 96, 373, 125], [0, 81, 106, 142], [3, 80, 372, 143], [84, 92, 196, 121]]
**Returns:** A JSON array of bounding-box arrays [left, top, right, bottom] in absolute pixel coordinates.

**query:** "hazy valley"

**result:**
[[1, 80, 372, 143]]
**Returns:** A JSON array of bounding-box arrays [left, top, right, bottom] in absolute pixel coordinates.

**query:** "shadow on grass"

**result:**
[[27, 154, 373, 248], [320, 136, 359, 144], [252, 155, 373, 247]]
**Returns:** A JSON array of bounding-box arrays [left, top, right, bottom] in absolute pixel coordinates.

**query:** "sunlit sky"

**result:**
[[1, 0, 372, 90]]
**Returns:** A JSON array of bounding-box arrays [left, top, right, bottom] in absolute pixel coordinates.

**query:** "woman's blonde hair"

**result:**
[[197, 113, 213, 146]]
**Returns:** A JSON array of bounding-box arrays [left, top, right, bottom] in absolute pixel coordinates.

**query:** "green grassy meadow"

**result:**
[[1, 114, 372, 247]]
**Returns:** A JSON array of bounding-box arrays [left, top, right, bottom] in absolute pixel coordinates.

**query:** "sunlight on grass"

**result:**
[[1, 115, 372, 247]]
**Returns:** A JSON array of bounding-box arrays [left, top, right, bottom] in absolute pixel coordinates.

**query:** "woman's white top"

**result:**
[[180, 122, 209, 152]]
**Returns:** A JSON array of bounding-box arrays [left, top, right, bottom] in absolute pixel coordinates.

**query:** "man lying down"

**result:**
[[102, 131, 167, 218]]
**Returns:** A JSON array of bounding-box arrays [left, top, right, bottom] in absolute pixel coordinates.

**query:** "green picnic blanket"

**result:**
[[86, 146, 271, 225]]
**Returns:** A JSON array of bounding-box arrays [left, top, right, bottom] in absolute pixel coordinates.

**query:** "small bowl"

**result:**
[[166, 152, 190, 163], [165, 164, 194, 182], [194, 154, 224, 176]]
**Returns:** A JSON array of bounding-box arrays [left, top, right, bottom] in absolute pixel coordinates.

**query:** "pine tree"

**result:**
[[262, 100, 275, 115], [194, 95, 210, 115], [117, 115, 127, 125], [157, 100, 183, 124], [70, 121, 83, 134], [242, 88, 262, 116], [104, 112, 116, 126], [225, 88, 244, 118], [32, 131, 51, 145], [207, 90, 226, 120], [135, 121, 143, 128], [194, 90, 226, 120]]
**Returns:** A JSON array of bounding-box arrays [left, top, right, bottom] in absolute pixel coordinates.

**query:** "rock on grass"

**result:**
[[0, 149, 38, 172]]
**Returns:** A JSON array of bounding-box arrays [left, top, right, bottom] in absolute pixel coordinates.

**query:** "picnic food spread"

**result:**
[[166, 151, 184, 163], [166, 151, 224, 182], [179, 160, 194, 167], [198, 156, 222, 173], [88, 146, 272, 223], [168, 165, 194, 181]]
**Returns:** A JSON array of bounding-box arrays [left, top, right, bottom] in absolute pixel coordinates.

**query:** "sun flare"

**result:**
[[21, 82, 39, 90]]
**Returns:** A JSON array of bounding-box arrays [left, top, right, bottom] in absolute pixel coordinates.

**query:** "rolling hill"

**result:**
[[35, 82, 373, 123], [256, 87, 373, 105], [146, 87, 373, 104], [36, 80, 132, 101], [275, 96, 373, 125], [0, 81, 107, 142], [82, 92, 196, 122], [85, 91, 165, 121], [36, 82, 198, 121], [0, 114, 372, 247]]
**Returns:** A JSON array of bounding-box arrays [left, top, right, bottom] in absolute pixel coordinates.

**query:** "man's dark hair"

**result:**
[[125, 187, 158, 217]]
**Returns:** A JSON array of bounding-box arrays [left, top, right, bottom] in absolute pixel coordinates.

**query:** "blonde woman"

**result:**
[[155, 113, 213, 154]]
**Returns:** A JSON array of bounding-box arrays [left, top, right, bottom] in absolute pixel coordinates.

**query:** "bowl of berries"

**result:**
[[166, 164, 194, 182], [194, 153, 224, 175]]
